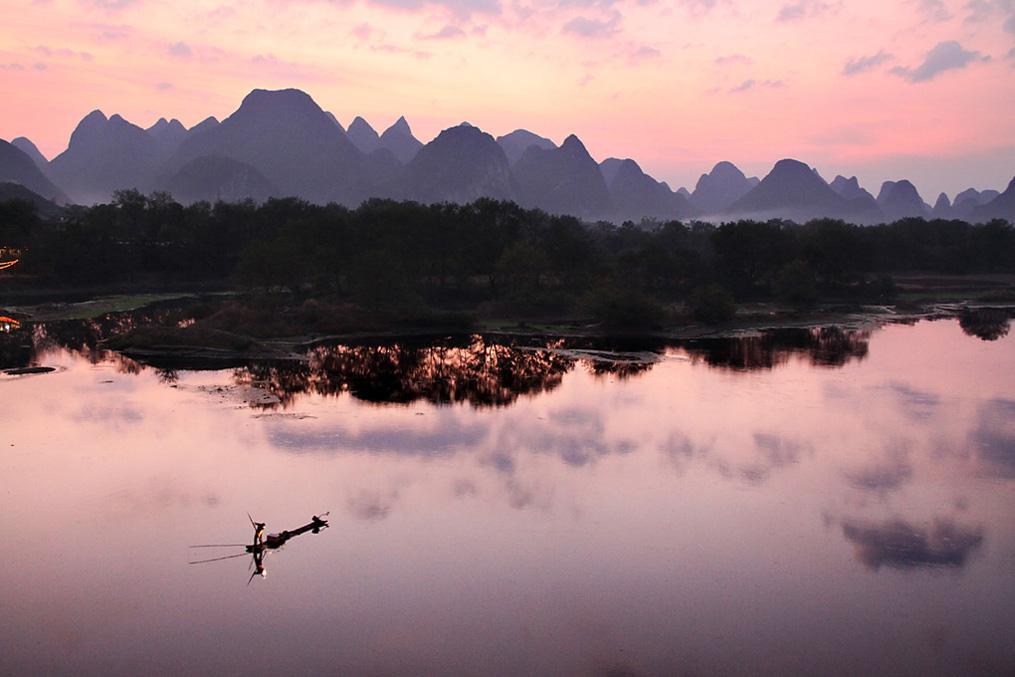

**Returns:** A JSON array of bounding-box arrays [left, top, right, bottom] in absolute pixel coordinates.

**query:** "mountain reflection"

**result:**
[[684, 327, 870, 371], [841, 518, 984, 571]]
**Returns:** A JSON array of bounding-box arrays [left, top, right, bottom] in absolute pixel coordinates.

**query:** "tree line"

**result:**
[[2, 189, 1013, 323]]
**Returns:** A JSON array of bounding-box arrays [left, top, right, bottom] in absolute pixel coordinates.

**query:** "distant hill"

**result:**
[[11, 137, 50, 172], [0, 181, 66, 220], [969, 176, 1015, 223], [163, 155, 277, 204], [16, 87, 1009, 223], [496, 130, 556, 166], [346, 116, 380, 154], [602, 158, 697, 223], [877, 180, 931, 221], [0, 139, 69, 203], [49, 111, 163, 203], [394, 123, 516, 204], [727, 159, 879, 222], [691, 161, 756, 215], [146, 118, 189, 157], [164, 88, 366, 205], [513, 135, 610, 219], [379, 117, 423, 165]]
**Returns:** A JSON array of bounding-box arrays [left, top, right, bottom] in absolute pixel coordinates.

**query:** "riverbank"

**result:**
[[2, 273, 1013, 366]]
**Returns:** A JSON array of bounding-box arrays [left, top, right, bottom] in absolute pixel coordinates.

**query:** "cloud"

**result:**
[[1, 63, 26, 71], [420, 24, 466, 39], [367, 0, 501, 19], [676, 0, 718, 16], [889, 40, 988, 83], [917, 0, 952, 21], [167, 41, 193, 58], [629, 45, 661, 62], [776, 0, 839, 22], [964, 0, 1014, 25], [715, 53, 752, 66], [351, 23, 373, 39], [157, 82, 173, 90], [562, 11, 622, 38], [841, 518, 984, 571], [730, 78, 783, 92], [842, 49, 893, 75], [371, 44, 432, 58], [971, 398, 1015, 478], [80, 0, 141, 9], [32, 62, 48, 71]]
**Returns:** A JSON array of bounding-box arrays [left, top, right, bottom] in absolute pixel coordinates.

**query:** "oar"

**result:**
[[189, 544, 248, 548], [189, 552, 250, 565]]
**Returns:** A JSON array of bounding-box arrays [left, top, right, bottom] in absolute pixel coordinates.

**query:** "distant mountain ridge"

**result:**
[[2, 87, 1012, 225]]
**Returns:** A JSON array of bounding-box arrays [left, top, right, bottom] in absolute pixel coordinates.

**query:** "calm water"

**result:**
[[2, 315, 1014, 676]]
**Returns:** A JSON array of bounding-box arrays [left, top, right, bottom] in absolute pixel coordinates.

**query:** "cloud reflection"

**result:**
[[972, 398, 1015, 479], [841, 518, 984, 571]]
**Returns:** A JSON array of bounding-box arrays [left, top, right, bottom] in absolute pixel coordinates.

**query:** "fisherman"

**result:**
[[252, 520, 266, 547]]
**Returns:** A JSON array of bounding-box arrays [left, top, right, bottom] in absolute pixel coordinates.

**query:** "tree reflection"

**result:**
[[959, 308, 1012, 341], [841, 518, 984, 571], [237, 336, 579, 408], [686, 327, 870, 371]]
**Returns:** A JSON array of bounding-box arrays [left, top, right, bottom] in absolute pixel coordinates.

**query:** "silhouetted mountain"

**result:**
[[11, 137, 49, 171], [941, 187, 999, 220], [49, 111, 163, 203], [601, 157, 697, 222], [146, 118, 189, 157], [0, 139, 69, 203], [877, 180, 930, 221], [828, 175, 880, 215], [0, 181, 66, 219], [727, 159, 876, 222], [932, 193, 952, 218], [379, 117, 423, 164], [324, 111, 345, 132], [165, 88, 365, 205], [970, 176, 1015, 223], [363, 147, 404, 188], [163, 155, 277, 204], [394, 123, 515, 204], [496, 130, 556, 166], [346, 116, 380, 154], [23, 87, 1008, 224], [189, 116, 219, 135], [513, 134, 610, 219], [690, 161, 755, 215]]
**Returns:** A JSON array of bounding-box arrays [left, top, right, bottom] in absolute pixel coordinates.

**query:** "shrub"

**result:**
[[687, 284, 736, 324]]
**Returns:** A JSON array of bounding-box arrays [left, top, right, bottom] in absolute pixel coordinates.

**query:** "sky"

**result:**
[[1, 0, 1013, 200]]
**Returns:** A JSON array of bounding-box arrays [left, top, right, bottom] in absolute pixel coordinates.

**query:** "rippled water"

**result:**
[[2, 317, 1014, 676]]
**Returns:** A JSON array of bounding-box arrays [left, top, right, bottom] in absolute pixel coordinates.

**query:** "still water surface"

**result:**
[[2, 317, 1014, 676]]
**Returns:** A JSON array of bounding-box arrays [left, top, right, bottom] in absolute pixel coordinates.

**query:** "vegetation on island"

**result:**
[[2, 190, 1014, 346]]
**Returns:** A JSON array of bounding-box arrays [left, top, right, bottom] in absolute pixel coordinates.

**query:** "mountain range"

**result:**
[[1, 87, 1012, 225]]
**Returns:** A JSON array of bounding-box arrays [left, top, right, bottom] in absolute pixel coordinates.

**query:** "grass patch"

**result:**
[[47, 294, 195, 320]]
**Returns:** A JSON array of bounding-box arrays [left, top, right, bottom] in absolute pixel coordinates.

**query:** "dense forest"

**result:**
[[2, 190, 1014, 326]]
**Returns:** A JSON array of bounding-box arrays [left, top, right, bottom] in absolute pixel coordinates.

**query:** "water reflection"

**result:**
[[959, 307, 1012, 341], [3, 316, 1015, 676], [685, 326, 870, 370], [972, 398, 1015, 479], [841, 518, 985, 571]]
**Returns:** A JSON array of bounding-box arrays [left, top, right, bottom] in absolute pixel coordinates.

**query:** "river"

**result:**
[[2, 314, 1014, 676]]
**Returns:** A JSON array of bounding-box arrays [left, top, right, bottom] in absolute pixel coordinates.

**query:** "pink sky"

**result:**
[[1, 0, 1013, 200]]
